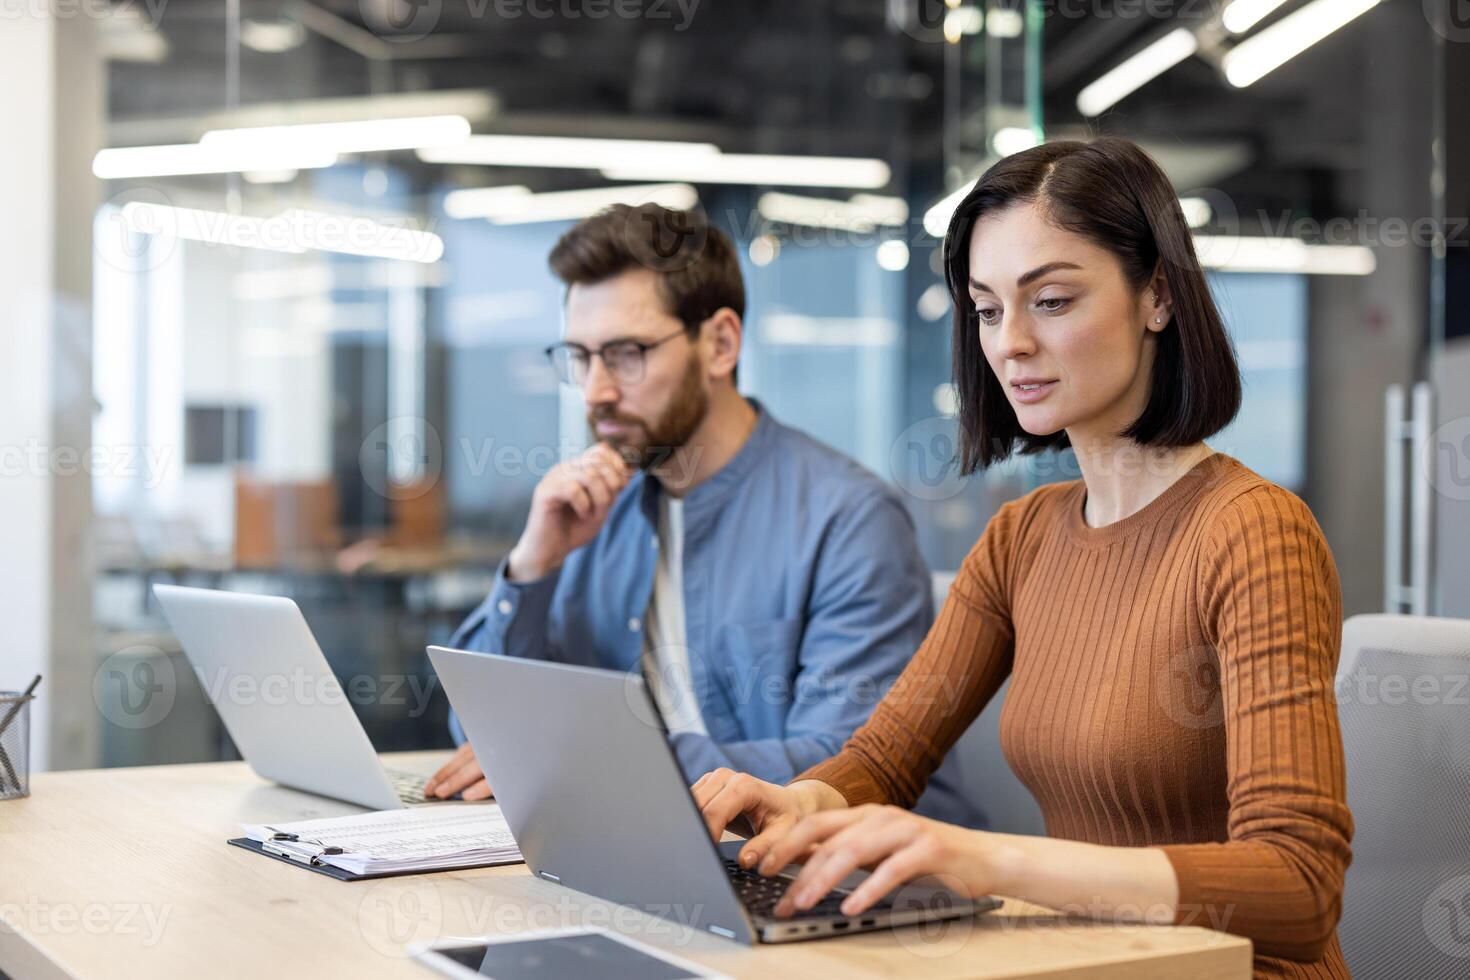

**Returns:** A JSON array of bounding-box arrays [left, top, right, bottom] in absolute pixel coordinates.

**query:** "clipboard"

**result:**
[[226, 836, 523, 881]]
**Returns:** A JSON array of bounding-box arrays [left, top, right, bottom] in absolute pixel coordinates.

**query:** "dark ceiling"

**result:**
[[106, 0, 1431, 230]]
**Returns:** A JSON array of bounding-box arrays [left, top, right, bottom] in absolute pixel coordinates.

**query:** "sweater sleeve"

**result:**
[[1162, 486, 1353, 962], [793, 494, 1024, 808]]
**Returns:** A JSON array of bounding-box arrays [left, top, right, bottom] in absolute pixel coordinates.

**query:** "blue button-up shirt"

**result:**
[[449, 400, 983, 827]]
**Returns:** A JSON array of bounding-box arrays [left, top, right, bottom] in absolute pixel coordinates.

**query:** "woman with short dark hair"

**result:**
[[694, 137, 1352, 979]]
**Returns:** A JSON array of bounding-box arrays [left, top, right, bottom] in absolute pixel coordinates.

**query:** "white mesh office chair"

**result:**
[[1336, 614, 1470, 979]]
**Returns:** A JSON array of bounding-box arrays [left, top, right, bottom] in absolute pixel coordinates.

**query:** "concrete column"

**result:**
[[0, 9, 103, 769], [1306, 0, 1432, 617]]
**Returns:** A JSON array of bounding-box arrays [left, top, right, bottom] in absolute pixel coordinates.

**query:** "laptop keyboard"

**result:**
[[385, 768, 432, 804], [724, 859, 889, 919]]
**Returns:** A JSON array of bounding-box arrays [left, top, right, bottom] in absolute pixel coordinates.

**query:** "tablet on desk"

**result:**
[[414, 926, 730, 980]]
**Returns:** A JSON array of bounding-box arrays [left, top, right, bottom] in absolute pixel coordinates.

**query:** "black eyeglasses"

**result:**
[[544, 328, 688, 387]]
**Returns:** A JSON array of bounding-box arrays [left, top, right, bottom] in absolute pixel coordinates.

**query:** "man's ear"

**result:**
[[701, 308, 743, 381]]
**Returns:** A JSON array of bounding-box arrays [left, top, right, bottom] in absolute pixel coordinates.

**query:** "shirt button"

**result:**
[[497, 600, 513, 615], [628, 617, 642, 632]]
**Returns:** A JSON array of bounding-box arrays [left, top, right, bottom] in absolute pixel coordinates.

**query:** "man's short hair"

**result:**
[[548, 204, 746, 337]]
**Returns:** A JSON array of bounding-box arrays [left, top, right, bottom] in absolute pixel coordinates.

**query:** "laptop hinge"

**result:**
[[539, 871, 561, 882]]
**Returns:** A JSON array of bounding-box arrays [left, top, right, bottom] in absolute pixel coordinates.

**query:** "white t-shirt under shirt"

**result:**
[[639, 494, 707, 736]]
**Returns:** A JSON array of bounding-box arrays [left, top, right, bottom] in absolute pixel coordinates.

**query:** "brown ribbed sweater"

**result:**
[[799, 453, 1353, 978]]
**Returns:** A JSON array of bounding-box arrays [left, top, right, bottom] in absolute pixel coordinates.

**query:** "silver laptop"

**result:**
[[427, 645, 998, 944], [153, 584, 443, 810]]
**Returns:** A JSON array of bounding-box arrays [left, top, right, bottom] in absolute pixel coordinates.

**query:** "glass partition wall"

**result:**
[[90, 0, 1415, 764]]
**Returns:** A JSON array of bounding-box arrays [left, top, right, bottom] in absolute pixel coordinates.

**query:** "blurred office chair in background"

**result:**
[[233, 476, 341, 569], [1336, 614, 1470, 978]]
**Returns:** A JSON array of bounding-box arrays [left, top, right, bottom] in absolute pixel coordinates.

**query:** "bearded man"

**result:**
[[426, 204, 981, 829]]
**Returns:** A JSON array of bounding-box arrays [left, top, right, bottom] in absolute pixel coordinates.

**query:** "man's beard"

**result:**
[[587, 350, 709, 471]]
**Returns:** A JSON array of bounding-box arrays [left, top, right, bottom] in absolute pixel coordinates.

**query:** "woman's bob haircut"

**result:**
[[944, 136, 1242, 472]]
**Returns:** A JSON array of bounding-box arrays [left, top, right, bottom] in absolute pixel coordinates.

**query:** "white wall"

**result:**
[[93, 234, 338, 550]]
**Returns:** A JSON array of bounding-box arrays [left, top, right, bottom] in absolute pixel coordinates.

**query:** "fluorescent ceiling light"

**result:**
[[197, 90, 497, 132], [1223, 0, 1383, 87], [603, 153, 892, 190], [417, 135, 891, 191], [1077, 28, 1199, 117], [242, 169, 301, 185], [756, 192, 908, 232], [923, 180, 976, 238], [101, 30, 168, 62], [202, 115, 471, 155], [443, 185, 534, 220], [118, 202, 444, 263], [1178, 196, 1213, 228], [917, 283, 951, 321], [992, 126, 1039, 157], [1192, 235, 1376, 275], [418, 135, 719, 170], [986, 7, 1023, 37], [933, 382, 960, 417], [240, 17, 307, 53], [120, 203, 298, 250], [93, 143, 338, 179], [748, 235, 779, 267], [105, 90, 497, 150], [944, 7, 983, 42], [462, 183, 699, 225], [849, 193, 910, 222], [876, 240, 910, 271], [1221, 0, 1290, 33]]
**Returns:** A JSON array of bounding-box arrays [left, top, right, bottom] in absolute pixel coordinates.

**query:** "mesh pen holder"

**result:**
[[0, 690, 35, 800]]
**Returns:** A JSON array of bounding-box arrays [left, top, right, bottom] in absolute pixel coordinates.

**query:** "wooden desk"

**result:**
[[0, 753, 1251, 979]]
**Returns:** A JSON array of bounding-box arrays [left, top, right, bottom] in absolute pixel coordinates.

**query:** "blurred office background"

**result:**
[[2, 0, 1467, 774]]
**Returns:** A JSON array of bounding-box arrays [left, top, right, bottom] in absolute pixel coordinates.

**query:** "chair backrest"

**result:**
[[1336, 614, 1470, 978], [930, 571, 1046, 837]]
